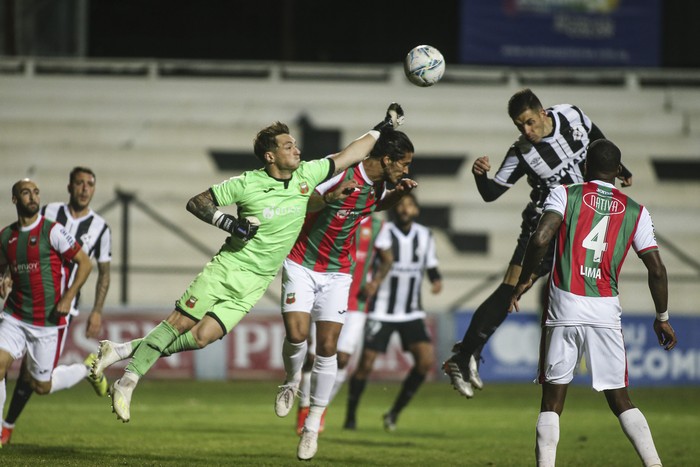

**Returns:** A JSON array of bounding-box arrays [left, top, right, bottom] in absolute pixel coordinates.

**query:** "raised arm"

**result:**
[[330, 103, 404, 176], [472, 156, 510, 202]]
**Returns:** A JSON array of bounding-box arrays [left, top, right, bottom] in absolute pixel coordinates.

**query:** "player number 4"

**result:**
[[582, 216, 610, 263]]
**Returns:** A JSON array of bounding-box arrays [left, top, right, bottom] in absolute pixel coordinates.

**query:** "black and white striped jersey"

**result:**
[[369, 222, 438, 322], [494, 104, 594, 207], [42, 202, 112, 314]]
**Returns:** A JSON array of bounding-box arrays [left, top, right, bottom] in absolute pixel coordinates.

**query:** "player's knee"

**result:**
[[315, 340, 337, 357], [337, 353, 350, 369]]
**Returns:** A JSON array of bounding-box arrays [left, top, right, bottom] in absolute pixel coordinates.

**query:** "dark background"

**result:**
[[86, 0, 698, 67], [2, 0, 698, 68]]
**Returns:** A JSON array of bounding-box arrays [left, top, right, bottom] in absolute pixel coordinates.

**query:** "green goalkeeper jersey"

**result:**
[[210, 159, 332, 277]]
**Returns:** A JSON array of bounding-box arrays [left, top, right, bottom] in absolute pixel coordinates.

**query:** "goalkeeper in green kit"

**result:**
[[91, 104, 405, 422]]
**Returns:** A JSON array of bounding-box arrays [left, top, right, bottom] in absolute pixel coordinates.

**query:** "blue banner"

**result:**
[[459, 0, 661, 67], [453, 311, 700, 387]]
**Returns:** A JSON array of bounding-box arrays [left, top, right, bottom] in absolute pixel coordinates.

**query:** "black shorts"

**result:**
[[509, 202, 555, 278], [363, 318, 431, 353]]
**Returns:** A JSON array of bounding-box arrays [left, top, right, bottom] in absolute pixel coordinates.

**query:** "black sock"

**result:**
[[390, 369, 425, 416], [345, 376, 367, 423], [459, 283, 515, 358], [5, 378, 34, 425]]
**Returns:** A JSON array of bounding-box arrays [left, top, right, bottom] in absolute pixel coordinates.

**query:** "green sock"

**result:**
[[126, 321, 179, 377], [162, 331, 199, 356], [128, 332, 198, 357]]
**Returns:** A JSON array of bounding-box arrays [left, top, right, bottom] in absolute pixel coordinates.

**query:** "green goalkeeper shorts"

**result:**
[[176, 253, 273, 334]]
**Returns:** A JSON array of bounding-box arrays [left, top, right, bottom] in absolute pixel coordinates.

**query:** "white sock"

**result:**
[[536, 411, 560, 467], [299, 370, 312, 407], [305, 354, 337, 432], [619, 408, 662, 467], [119, 340, 135, 359], [119, 370, 140, 389], [328, 367, 347, 404], [49, 363, 88, 394], [282, 338, 307, 384], [0, 378, 5, 426]]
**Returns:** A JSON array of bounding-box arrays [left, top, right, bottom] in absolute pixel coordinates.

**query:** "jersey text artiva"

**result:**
[[0, 215, 81, 327], [369, 221, 438, 322], [547, 181, 656, 298], [287, 162, 386, 274], [495, 104, 594, 206], [42, 202, 112, 314], [210, 159, 332, 277], [348, 215, 387, 312]]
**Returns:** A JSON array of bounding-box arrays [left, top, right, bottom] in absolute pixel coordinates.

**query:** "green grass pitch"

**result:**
[[2, 379, 698, 466]]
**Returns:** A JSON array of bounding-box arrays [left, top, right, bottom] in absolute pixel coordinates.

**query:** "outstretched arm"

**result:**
[[509, 211, 562, 312], [330, 103, 404, 176], [375, 179, 419, 211]]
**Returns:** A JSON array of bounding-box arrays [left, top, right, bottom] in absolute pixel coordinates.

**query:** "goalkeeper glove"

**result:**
[[373, 102, 405, 131], [215, 214, 259, 242]]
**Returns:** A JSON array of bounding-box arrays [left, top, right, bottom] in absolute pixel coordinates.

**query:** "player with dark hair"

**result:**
[[295, 213, 392, 435], [444, 88, 633, 398], [276, 126, 417, 461], [510, 139, 676, 467], [0, 179, 93, 445], [1, 167, 112, 445], [344, 193, 441, 432], [91, 105, 404, 425]]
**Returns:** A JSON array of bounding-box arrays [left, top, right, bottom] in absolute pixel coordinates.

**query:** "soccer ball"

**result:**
[[404, 45, 445, 87]]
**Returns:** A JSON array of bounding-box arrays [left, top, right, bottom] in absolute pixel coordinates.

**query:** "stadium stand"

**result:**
[[0, 58, 698, 314]]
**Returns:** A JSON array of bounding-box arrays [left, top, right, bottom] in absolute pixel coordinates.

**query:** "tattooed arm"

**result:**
[[186, 190, 220, 223], [186, 190, 258, 241]]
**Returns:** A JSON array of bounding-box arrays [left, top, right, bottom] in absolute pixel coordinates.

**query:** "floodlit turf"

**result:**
[[1, 379, 698, 466]]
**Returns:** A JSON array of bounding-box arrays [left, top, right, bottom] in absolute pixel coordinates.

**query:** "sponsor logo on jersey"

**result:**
[[337, 209, 362, 220], [583, 192, 625, 215], [8, 237, 17, 244], [263, 205, 303, 220], [285, 293, 295, 304], [15, 262, 40, 272], [263, 187, 275, 193], [185, 296, 198, 308], [337, 309, 347, 315], [300, 182, 309, 194]]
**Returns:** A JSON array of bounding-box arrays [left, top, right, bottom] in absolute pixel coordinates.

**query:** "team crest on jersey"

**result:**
[[29, 236, 38, 246], [185, 296, 198, 308], [583, 192, 625, 215], [368, 186, 376, 200], [285, 293, 296, 304], [360, 226, 371, 238], [300, 182, 309, 194], [571, 125, 586, 141]]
